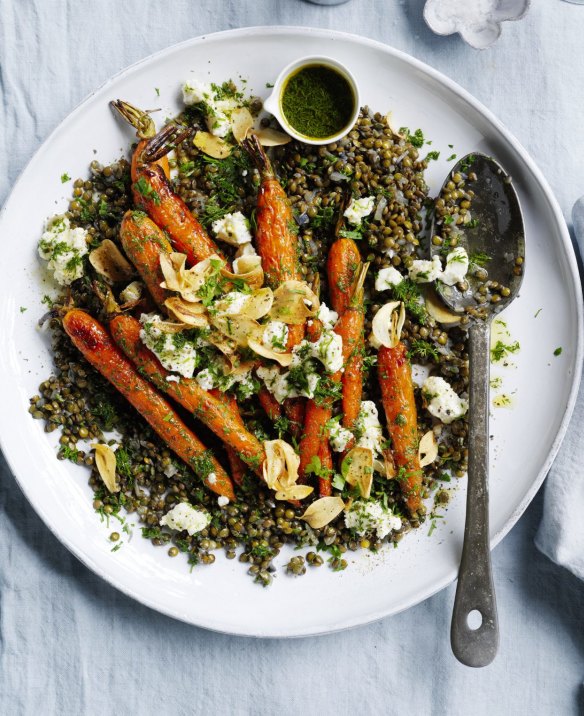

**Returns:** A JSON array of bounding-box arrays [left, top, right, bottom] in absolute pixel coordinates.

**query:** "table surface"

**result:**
[[1, 1, 583, 714]]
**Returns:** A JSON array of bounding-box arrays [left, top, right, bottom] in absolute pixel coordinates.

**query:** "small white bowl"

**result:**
[[424, 0, 531, 50], [263, 55, 360, 146]]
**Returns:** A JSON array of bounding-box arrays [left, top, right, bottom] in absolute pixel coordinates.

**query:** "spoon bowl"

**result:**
[[430, 153, 525, 668]]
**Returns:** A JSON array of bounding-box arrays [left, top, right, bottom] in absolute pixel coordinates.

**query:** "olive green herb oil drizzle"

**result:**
[[281, 65, 355, 139]]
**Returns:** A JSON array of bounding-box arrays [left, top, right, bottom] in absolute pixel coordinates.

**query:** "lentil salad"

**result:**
[[30, 77, 477, 586]]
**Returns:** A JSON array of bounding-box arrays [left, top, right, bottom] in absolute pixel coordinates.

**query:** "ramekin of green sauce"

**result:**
[[263, 56, 360, 146]]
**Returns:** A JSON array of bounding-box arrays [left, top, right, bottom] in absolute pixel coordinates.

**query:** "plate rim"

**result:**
[[1, 25, 582, 638]]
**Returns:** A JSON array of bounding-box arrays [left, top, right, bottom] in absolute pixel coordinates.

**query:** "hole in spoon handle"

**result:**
[[451, 320, 499, 668]]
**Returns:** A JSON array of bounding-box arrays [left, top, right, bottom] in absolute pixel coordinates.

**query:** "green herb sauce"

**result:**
[[281, 65, 354, 139]]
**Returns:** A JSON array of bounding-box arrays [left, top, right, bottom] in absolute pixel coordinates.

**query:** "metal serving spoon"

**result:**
[[430, 153, 525, 667]]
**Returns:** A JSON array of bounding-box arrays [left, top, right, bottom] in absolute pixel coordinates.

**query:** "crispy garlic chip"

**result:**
[[193, 131, 232, 159], [231, 107, 254, 143], [418, 430, 439, 468], [425, 287, 461, 326], [210, 313, 262, 348], [262, 440, 313, 501], [342, 447, 374, 499], [301, 496, 345, 529], [269, 281, 319, 325], [225, 255, 264, 290], [247, 339, 293, 367], [253, 127, 292, 146], [369, 300, 406, 349], [89, 239, 135, 283], [164, 297, 209, 327], [214, 288, 273, 321], [92, 443, 119, 493], [160, 253, 220, 303]]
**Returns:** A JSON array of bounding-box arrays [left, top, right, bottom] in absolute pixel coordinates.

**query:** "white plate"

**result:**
[[0, 27, 581, 638]]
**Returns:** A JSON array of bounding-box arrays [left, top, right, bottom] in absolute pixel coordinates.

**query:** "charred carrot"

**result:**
[[109, 314, 265, 475], [110, 99, 170, 179], [126, 124, 225, 266], [119, 210, 171, 310], [327, 238, 362, 316], [63, 309, 235, 500], [377, 342, 422, 515], [242, 134, 301, 290]]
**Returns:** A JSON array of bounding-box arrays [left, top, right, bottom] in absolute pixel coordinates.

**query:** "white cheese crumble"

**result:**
[[182, 78, 237, 137], [262, 321, 289, 353], [344, 196, 375, 225], [408, 255, 442, 283], [344, 500, 402, 539], [166, 375, 180, 383], [160, 502, 210, 535], [375, 266, 404, 291], [119, 280, 143, 304], [207, 472, 217, 485], [195, 368, 216, 390], [217, 496, 230, 507], [232, 242, 259, 274], [355, 400, 384, 456], [329, 420, 353, 453], [422, 376, 468, 424], [317, 302, 339, 331], [212, 212, 253, 246], [139, 313, 198, 378], [38, 215, 88, 286], [440, 247, 469, 286], [219, 291, 250, 315], [310, 331, 343, 373], [257, 365, 320, 403]]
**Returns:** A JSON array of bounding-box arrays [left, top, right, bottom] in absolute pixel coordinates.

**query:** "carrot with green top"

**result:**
[[119, 210, 172, 310], [62, 309, 235, 500], [109, 314, 265, 476], [377, 342, 422, 515]]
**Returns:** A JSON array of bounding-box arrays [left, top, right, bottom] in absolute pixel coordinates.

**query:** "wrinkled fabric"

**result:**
[[1, 1, 584, 715]]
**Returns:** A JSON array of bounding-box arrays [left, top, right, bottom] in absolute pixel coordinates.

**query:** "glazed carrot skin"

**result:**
[[327, 238, 361, 315], [119, 210, 171, 310], [259, 387, 281, 421], [377, 342, 422, 515], [63, 309, 235, 501], [243, 134, 301, 290], [211, 389, 248, 486], [317, 441, 333, 497], [109, 314, 265, 476]]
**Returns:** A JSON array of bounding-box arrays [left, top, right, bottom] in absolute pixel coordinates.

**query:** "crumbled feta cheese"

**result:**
[[217, 496, 230, 507], [181, 78, 237, 137], [375, 266, 404, 291], [317, 302, 339, 331], [355, 400, 384, 456], [344, 500, 401, 539], [262, 321, 289, 353], [207, 472, 217, 485], [160, 502, 210, 535], [422, 376, 468, 424], [212, 212, 253, 246], [440, 247, 469, 286], [344, 196, 375, 225], [257, 365, 319, 403], [312, 331, 343, 373], [329, 421, 353, 453], [139, 313, 197, 378], [163, 463, 179, 478], [38, 215, 88, 286], [195, 368, 216, 390], [166, 375, 180, 383], [219, 291, 250, 314], [408, 255, 442, 283]]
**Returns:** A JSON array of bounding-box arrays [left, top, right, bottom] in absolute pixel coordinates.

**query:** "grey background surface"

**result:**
[[1, 1, 583, 714]]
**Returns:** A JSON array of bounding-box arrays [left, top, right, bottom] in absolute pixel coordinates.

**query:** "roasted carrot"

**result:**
[[63, 309, 235, 500], [119, 210, 171, 310], [125, 124, 225, 266], [317, 441, 333, 497], [110, 99, 170, 179], [377, 342, 422, 515], [327, 237, 362, 316], [242, 134, 301, 289], [211, 389, 248, 486], [259, 387, 281, 421], [109, 314, 265, 475]]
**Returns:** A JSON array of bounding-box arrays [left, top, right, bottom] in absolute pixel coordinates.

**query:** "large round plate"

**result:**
[[1, 27, 581, 637]]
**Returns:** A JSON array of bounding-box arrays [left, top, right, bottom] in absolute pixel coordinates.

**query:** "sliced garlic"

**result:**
[[222, 257, 264, 291], [369, 300, 406, 349], [342, 447, 374, 499], [89, 239, 135, 283], [210, 313, 262, 348], [253, 127, 292, 146], [275, 485, 314, 501], [160, 253, 221, 303], [301, 496, 345, 529], [418, 430, 439, 468], [247, 339, 293, 367], [231, 107, 254, 143], [269, 280, 319, 325], [92, 443, 119, 493], [424, 287, 461, 326], [164, 297, 209, 327], [193, 131, 232, 159], [262, 439, 300, 491]]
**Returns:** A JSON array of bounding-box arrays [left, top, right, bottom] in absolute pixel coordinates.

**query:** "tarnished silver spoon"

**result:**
[[430, 153, 525, 668]]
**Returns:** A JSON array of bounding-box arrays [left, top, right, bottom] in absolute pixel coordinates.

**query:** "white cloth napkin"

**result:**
[[535, 196, 584, 580]]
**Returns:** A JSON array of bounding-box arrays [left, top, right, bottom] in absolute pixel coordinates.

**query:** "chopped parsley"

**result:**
[[134, 177, 161, 206], [491, 340, 520, 362], [399, 127, 424, 148], [446, 153, 457, 162], [60, 172, 71, 183], [553, 347, 563, 356], [469, 251, 491, 267], [425, 150, 440, 161], [389, 278, 427, 324]]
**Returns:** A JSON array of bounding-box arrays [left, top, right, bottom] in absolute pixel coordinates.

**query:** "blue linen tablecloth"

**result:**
[[1, 1, 584, 714]]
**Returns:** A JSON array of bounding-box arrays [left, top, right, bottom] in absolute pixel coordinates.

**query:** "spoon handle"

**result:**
[[451, 320, 499, 667]]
